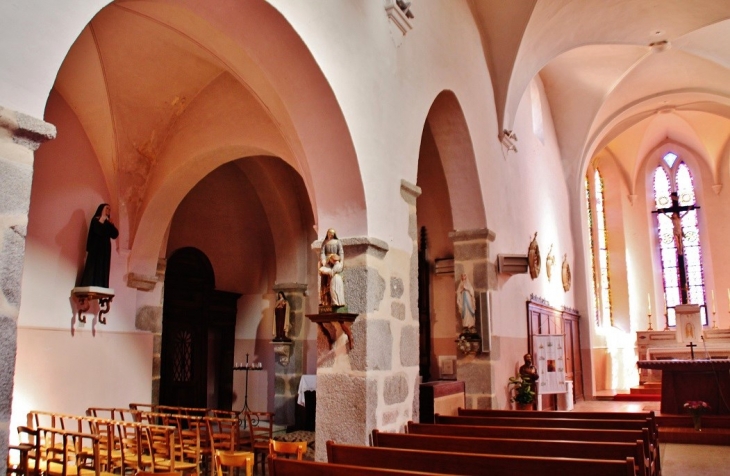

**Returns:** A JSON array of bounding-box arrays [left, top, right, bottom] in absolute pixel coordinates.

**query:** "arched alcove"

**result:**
[[416, 90, 486, 381]]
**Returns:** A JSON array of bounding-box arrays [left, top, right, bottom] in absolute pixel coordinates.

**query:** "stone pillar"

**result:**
[[131, 258, 167, 405], [312, 228, 421, 461], [271, 282, 307, 427], [450, 228, 497, 409], [0, 106, 56, 472]]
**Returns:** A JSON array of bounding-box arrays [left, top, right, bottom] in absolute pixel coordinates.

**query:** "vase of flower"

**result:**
[[692, 414, 702, 431], [684, 400, 710, 432]]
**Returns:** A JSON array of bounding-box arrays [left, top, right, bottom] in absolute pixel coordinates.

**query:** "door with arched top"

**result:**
[[160, 247, 239, 409]]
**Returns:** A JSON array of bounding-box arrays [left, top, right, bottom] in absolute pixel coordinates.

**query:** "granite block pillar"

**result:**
[[0, 106, 56, 474], [450, 228, 498, 409], [272, 282, 307, 427], [311, 188, 421, 460]]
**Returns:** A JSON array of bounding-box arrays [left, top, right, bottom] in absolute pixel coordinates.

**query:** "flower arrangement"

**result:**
[[684, 400, 710, 431], [683, 400, 710, 415]]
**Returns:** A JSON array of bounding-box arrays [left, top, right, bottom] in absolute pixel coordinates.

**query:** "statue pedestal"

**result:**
[[306, 313, 358, 350], [71, 286, 115, 324]]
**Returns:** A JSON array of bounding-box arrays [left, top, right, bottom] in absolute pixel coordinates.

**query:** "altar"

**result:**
[[636, 359, 730, 415], [636, 328, 730, 383]]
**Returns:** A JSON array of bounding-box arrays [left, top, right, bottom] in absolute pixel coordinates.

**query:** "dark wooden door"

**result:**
[[160, 247, 239, 410]]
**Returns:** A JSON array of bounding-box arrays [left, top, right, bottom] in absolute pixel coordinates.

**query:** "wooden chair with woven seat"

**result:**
[[7, 426, 41, 476], [205, 417, 239, 476], [244, 412, 274, 476], [268, 439, 307, 460], [135, 471, 182, 476], [146, 423, 198, 476], [213, 449, 253, 476]]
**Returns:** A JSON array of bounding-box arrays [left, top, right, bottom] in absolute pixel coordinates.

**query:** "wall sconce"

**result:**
[[500, 129, 518, 152]]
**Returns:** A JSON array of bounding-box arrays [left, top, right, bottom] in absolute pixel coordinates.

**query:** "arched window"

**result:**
[[652, 153, 707, 326], [586, 168, 612, 326]]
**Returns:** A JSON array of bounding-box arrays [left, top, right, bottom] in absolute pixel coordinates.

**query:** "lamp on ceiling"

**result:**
[[649, 40, 670, 53]]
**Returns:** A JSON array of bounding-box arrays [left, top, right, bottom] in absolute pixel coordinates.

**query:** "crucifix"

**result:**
[[686, 341, 697, 360], [652, 192, 700, 304]]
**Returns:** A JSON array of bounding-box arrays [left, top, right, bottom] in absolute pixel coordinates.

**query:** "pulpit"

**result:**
[[636, 359, 730, 414]]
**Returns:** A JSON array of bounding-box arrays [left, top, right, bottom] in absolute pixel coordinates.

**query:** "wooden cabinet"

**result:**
[[527, 298, 584, 409]]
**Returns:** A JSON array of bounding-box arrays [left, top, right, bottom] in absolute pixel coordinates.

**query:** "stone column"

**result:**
[[450, 228, 497, 409], [129, 257, 167, 405], [272, 282, 307, 427], [312, 226, 421, 460], [0, 106, 56, 471]]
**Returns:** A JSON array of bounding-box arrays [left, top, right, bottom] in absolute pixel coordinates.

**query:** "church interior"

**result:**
[[3, 0, 730, 473]]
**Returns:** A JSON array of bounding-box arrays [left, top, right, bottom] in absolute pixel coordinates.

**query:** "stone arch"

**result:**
[[423, 90, 487, 231], [42, 0, 366, 280]]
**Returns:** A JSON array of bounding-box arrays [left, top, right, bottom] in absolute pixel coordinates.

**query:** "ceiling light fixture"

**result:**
[[649, 40, 670, 53]]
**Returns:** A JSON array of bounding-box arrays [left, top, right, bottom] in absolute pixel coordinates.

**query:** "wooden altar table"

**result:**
[[636, 359, 730, 415]]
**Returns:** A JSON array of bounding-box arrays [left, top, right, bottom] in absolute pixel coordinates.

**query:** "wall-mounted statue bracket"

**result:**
[[306, 313, 358, 350], [71, 286, 115, 324]]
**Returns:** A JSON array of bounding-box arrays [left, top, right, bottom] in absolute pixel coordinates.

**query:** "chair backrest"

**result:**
[[38, 427, 101, 476], [12, 426, 41, 476], [269, 439, 306, 460], [214, 450, 253, 476], [206, 417, 239, 453], [245, 412, 274, 447], [136, 471, 182, 476]]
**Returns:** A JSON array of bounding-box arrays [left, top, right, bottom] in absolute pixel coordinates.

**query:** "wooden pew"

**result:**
[[437, 413, 660, 476], [372, 430, 649, 476], [435, 414, 653, 432], [268, 457, 447, 476], [457, 409, 658, 440], [327, 441, 637, 476], [407, 421, 654, 476]]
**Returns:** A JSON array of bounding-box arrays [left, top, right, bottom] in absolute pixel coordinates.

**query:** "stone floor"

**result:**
[[574, 399, 730, 476]]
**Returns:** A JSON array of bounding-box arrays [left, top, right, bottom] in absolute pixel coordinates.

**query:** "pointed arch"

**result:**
[[424, 90, 487, 230]]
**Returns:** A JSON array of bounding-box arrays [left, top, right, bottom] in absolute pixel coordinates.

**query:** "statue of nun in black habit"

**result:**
[[79, 203, 119, 288]]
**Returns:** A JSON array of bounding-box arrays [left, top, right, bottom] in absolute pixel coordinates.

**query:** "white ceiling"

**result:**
[[470, 0, 730, 185]]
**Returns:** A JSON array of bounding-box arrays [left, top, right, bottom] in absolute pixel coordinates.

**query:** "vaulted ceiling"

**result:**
[[470, 0, 730, 187]]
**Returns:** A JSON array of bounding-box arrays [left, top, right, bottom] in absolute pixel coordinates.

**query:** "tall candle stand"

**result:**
[[233, 353, 263, 428], [712, 308, 718, 329], [647, 312, 653, 331]]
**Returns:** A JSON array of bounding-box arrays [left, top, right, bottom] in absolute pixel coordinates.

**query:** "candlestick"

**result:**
[[712, 290, 716, 314], [648, 293, 651, 315]]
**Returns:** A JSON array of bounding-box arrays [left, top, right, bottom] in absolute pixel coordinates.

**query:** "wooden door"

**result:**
[[160, 247, 239, 410]]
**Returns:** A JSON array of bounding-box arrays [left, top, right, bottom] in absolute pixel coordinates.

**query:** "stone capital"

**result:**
[[273, 282, 308, 294], [400, 179, 422, 205], [0, 106, 56, 151], [449, 228, 496, 243]]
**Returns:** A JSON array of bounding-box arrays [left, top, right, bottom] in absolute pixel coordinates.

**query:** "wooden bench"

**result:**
[[327, 441, 637, 476], [444, 408, 661, 474], [268, 457, 447, 476], [372, 430, 649, 476], [457, 409, 658, 440], [408, 421, 655, 476]]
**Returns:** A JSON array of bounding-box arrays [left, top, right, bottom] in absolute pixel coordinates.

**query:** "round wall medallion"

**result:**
[[528, 232, 540, 280]]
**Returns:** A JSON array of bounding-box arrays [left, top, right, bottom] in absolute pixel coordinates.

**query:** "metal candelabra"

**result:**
[[233, 353, 263, 428]]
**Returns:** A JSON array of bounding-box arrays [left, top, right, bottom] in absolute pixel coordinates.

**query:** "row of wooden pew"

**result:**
[[267, 408, 660, 476]]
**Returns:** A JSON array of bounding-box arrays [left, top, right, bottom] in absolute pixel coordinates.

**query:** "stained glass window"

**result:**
[[585, 176, 599, 325], [653, 154, 707, 326], [594, 169, 613, 326]]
